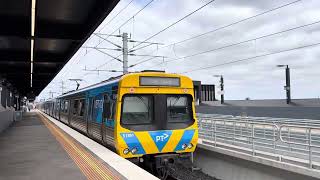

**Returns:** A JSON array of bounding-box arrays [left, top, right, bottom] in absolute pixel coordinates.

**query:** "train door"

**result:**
[[86, 97, 93, 135], [58, 99, 61, 120], [102, 92, 116, 146], [102, 94, 110, 145], [67, 99, 71, 125], [51, 102, 54, 116], [88, 95, 103, 142]]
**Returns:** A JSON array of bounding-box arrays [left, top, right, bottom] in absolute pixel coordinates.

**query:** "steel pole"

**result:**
[[286, 65, 291, 104], [221, 76, 224, 104], [122, 33, 129, 74]]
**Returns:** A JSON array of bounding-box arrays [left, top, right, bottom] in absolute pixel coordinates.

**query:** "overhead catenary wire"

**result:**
[[80, 0, 140, 56], [98, 0, 136, 33], [129, 0, 216, 51], [93, 33, 122, 48], [180, 42, 320, 74], [45, 0, 308, 97], [107, 0, 156, 38], [81, 0, 157, 74], [63, 0, 156, 82], [81, 54, 123, 78], [146, 20, 320, 69], [94, 48, 123, 62], [55, 1, 137, 82], [130, 0, 303, 68]]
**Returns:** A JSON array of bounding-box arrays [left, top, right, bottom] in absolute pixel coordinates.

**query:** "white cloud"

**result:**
[[37, 0, 320, 101]]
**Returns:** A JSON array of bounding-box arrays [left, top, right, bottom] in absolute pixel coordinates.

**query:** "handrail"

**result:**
[[197, 114, 320, 170], [279, 124, 320, 168]]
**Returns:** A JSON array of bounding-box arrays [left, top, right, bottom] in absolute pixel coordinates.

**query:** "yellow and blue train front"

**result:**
[[118, 129, 198, 157]]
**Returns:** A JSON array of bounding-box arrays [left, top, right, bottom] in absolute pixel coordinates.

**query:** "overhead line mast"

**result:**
[[122, 33, 129, 74], [83, 32, 164, 74]]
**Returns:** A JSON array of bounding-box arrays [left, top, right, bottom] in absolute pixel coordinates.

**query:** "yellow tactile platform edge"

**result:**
[[38, 113, 122, 180]]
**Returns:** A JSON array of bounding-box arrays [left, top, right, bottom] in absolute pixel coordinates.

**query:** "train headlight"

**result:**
[[187, 143, 193, 149], [123, 148, 130, 155], [182, 144, 188, 150], [131, 147, 138, 154]]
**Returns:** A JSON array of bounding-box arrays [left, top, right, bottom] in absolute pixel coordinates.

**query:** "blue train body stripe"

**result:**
[[149, 131, 172, 152], [174, 129, 195, 151], [120, 133, 146, 154]]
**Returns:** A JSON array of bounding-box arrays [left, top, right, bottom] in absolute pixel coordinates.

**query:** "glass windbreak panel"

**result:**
[[121, 95, 153, 124], [167, 95, 193, 122]]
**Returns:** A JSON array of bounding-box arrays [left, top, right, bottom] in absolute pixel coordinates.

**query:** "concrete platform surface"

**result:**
[[38, 110, 158, 180], [0, 112, 86, 180]]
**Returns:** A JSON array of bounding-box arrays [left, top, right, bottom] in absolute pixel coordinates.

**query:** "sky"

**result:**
[[36, 0, 320, 101]]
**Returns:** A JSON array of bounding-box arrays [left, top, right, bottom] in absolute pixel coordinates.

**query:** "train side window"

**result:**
[[111, 101, 116, 120], [64, 101, 69, 113], [61, 100, 65, 112], [111, 86, 118, 120], [79, 99, 85, 117], [73, 100, 79, 115], [103, 95, 111, 119]]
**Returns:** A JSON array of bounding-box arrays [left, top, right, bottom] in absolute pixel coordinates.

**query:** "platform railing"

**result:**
[[279, 124, 320, 168], [197, 113, 320, 170]]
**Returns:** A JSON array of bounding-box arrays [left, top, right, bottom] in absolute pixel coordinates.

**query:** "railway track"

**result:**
[[166, 158, 219, 180]]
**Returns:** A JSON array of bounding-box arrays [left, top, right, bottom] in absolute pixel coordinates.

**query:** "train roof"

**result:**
[[57, 75, 123, 98], [56, 71, 192, 99]]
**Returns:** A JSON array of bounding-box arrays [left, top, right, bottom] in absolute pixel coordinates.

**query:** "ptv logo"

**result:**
[[149, 131, 172, 152], [156, 133, 169, 142]]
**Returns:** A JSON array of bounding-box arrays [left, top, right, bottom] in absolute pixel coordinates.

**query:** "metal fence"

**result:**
[[197, 113, 320, 170]]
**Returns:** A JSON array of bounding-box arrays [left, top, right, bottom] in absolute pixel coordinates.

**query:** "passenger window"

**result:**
[[65, 101, 69, 113], [111, 86, 118, 120], [111, 101, 116, 119], [73, 100, 79, 115], [79, 99, 85, 117], [61, 100, 65, 112], [103, 95, 111, 119]]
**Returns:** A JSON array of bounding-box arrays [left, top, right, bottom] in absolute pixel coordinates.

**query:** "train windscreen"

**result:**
[[167, 95, 192, 123], [121, 95, 154, 125], [120, 94, 194, 130]]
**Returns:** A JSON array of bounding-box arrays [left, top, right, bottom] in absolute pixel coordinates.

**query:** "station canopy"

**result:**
[[0, 0, 119, 98]]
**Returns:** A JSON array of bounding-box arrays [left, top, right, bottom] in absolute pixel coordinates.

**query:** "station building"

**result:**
[[193, 80, 216, 105]]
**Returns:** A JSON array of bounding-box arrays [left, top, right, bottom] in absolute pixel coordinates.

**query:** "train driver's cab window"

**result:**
[[121, 95, 153, 124], [167, 95, 193, 123], [79, 99, 85, 117]]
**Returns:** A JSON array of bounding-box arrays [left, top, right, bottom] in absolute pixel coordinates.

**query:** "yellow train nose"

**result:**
[[118, 129, 197, 157]]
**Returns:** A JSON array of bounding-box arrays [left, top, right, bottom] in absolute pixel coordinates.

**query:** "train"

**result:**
[[38, 71, 198, 179]]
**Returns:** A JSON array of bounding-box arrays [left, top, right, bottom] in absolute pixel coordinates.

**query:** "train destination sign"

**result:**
[[139, 76, 180, 87]]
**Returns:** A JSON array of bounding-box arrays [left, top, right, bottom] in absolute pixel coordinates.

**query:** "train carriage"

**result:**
[[39, 71, 198, 178]]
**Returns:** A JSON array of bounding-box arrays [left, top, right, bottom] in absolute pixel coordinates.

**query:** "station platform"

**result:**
[[0, 111, 157, 180]]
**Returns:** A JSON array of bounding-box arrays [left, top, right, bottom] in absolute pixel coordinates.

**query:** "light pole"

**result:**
[[277, 65, 291, 104], [213, 75, 224, 104]]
